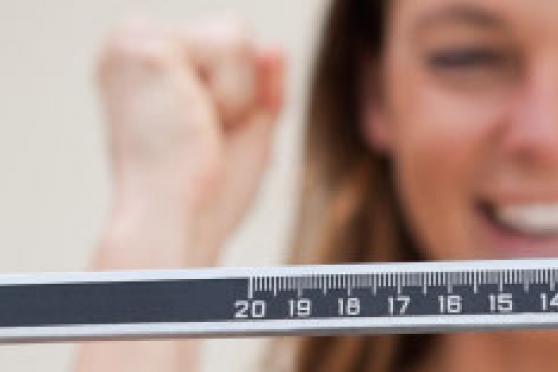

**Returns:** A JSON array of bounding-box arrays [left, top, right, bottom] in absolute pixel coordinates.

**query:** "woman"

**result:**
[[77, 0, 558, 371]]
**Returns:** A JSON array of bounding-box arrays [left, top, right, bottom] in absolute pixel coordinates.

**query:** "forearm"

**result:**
[[75, 340, 200, 372]]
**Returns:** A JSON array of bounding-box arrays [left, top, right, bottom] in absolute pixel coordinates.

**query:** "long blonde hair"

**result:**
[[286, 1, 437, 371]]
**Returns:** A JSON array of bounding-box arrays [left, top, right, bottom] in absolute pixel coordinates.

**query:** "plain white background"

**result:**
[[0, 1, 325, 370]]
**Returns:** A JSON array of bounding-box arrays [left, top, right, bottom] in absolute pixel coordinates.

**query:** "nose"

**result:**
[[504, 58, 558, 168]]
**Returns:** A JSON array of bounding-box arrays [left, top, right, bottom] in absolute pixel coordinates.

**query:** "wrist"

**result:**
[[93, 192, 219, 270]]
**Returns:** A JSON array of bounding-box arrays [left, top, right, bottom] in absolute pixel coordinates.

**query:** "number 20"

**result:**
[[234, 300, 266, 319]]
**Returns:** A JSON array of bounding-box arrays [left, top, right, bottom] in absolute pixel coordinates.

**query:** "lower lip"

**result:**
[[476, 204, 558, 258]]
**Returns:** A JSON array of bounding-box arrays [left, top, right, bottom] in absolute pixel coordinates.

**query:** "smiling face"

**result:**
[[365, 0, 558, 260]]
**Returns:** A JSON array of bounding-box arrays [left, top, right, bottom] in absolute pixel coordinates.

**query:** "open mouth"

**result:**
[[478, 201, 558, 239]]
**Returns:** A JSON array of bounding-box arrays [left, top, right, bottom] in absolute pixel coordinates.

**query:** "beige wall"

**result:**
[[0, 1, 325, 370]]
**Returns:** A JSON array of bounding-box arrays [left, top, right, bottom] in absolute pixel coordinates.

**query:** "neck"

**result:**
[[416, 331, 558, 372]]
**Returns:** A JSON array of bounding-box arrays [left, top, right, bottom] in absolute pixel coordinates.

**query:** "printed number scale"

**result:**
[[2, 259, 558, 343]]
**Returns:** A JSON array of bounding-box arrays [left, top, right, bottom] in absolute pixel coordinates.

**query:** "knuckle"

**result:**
[[219, 14, 252, 39], [98, 19, 179, 76], [190, 13, 254, 52], [219, 18, 254, 52]]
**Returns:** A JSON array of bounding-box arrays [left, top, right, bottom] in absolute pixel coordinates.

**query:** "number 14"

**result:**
[[541, 293, 558, 311]]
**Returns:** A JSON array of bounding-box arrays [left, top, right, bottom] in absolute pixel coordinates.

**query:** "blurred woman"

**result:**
[[77, 0, 558, 371]]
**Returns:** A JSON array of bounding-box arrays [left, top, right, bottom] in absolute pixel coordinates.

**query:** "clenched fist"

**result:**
[[93, 16, 285, 269]]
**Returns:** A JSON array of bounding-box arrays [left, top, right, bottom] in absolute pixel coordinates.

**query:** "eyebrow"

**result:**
[[414, 4, 508, 33]]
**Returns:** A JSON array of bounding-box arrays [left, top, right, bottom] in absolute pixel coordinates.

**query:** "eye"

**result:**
[[425, 46, 521, 90], [428, 47, 509, 70]]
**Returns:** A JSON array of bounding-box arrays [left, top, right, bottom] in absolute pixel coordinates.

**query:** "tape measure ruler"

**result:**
[[3, 258, 558, 343]]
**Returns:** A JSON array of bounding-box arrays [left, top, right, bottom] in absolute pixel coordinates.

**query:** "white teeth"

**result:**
[[495, 204, 558, 235]]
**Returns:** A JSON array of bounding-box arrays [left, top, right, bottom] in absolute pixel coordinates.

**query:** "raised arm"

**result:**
[[75, 16, 284, 372]]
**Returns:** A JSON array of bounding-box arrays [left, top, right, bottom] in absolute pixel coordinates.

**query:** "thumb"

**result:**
[[254, 46, 286, 123], [224, 47, 285, 158]]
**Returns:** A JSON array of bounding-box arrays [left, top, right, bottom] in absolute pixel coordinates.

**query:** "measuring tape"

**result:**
[[2, 258, 558, 343]]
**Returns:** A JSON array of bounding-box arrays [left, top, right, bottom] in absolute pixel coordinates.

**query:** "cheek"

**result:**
[[388, 71, 511, 257], [396, 92, 495, 188]]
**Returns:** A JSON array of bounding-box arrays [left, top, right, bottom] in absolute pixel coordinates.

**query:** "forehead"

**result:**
[[393, 0, 558, 40]]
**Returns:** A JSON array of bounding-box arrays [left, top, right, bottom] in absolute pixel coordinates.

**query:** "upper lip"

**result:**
[[477, 192, 558, 205], [477, 183, 558, 204]]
